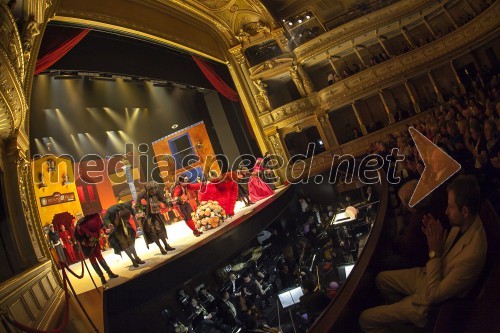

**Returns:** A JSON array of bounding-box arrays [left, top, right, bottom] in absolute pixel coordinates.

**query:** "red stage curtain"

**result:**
[[35, 29, 90, 75], [192, 55, 256, 139], [191, 55, 239, 102]]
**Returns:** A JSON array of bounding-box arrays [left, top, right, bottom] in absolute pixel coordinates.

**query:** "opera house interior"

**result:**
[[0, 0, 499, 332]]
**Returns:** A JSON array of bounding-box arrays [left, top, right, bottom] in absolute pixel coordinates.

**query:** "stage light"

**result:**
[[34, 138, 46, 154], [298, 19, 303, 23], [53, 108, 76, 135], [306, 15, 311, 19], [118, 130, 132, 142], [288, 22, 293, 26], [172, 124, 178, 129], [103, 107, 125, 127]]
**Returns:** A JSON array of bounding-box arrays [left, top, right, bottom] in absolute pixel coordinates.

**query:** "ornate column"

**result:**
[[326, 53, 341, 76], [400, 27, 416, 49], [376, 36, 392, 57], [289, 66, 307, 97], [450, 60, 466, 93], [353, 45, 368, 67], [296, 64, 315, 95], [317, 113, 339, 148], [404, 80, 421, 113], [427, 71, 444, 103], [422, 17, 437, 38], [379, 90, 395, 124], [4, 130, 46, 266], [253, 79, 273, 112], [351, 102, 367, 135], [442, 5, 459, 29], [227, 48, 270, 153], [266, 131, 288, 184], [271, 28, 290, 53]]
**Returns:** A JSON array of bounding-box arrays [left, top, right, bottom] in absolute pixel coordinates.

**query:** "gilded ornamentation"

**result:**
[[250, 57, 293, 79], [236, 29, 251, 43], [0, 5, 24, 79], [253, 79, 272, 112], [259, 113, 273, 126], [318, 114, 336, 147], [290, 66, 306, 97], [21, 17, 41, 71], [195, 0, 231, 10], [271, 98, 313, 123], [263, 59, 277, 69], [17, 151, 43, 259], [268, 134, 285, 160], [243, 20, 271, 36], [229, 46, 246, 65]]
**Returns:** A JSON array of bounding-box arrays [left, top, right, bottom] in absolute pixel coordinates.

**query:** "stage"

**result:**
[[66, 188, 287, 295]]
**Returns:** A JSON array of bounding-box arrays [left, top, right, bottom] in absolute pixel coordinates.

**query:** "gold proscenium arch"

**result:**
[[0, 0, 279, 291], [53, 0, 277, 153]]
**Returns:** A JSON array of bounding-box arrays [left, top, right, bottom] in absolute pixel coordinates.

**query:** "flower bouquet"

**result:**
[[132, 198, 148, 219], [193, 200, 226, 231]]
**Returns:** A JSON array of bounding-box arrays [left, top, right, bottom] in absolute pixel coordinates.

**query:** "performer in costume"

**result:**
[[104, 203, 145, 267], [198, 170, 239, 216], [48, 224, 67, 266], [135, 182, 176, 254], [74, 213, 118, 285], [236, 167, 253, 206], [59, 225, 77, 263], [248, 160, 274, 203], [172, 176, 203, 237]]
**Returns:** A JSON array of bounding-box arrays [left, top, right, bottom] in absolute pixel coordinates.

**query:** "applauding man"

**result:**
[[359, 176, 487, 332]]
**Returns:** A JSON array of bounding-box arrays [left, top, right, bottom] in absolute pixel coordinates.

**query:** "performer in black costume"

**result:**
[[135, 182, 176, 255], [104, 203, 145, 267]]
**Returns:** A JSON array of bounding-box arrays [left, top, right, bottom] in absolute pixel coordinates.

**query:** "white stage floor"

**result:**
[[65, 191, 281, 295]]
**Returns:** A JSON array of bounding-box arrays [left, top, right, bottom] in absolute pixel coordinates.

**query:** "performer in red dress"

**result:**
[[198, 171, 239, 216], [172, 176, 203, 237], [59, 225, 77, 263], [248, 159, 274, 203], [74, 213, 118, 285]]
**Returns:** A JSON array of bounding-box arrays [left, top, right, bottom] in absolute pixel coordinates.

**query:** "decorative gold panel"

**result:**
[[269, 97, 316, 127], [249, 56, 294, 79]]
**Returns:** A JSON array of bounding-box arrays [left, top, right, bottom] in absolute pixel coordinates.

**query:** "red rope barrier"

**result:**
[[61, 259, 85, 279]]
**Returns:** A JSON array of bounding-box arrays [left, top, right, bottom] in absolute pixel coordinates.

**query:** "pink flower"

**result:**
[[141, 199, 147, 205]]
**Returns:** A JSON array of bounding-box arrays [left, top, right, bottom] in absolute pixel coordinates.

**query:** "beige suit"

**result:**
[[360, 216, 487, 333]]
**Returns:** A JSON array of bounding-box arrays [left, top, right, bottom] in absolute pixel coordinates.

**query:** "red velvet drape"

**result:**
[[35, 29, 90, 75], [191, 55, 239, 101], [192, 55, 256, 139]]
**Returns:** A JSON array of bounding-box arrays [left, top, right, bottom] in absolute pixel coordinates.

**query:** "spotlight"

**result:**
[[298, 19, 303, 23], [288, 22, 293, 26], [172, 124, 178, 129], [306, 14, 311, 19]]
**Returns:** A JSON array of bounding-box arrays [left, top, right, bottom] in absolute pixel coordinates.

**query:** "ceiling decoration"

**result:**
[[166, 0, 278, 46]]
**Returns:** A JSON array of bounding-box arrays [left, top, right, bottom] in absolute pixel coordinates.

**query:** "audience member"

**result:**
[[359, 176, 487, 332], [299, 279, 330, 323]]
